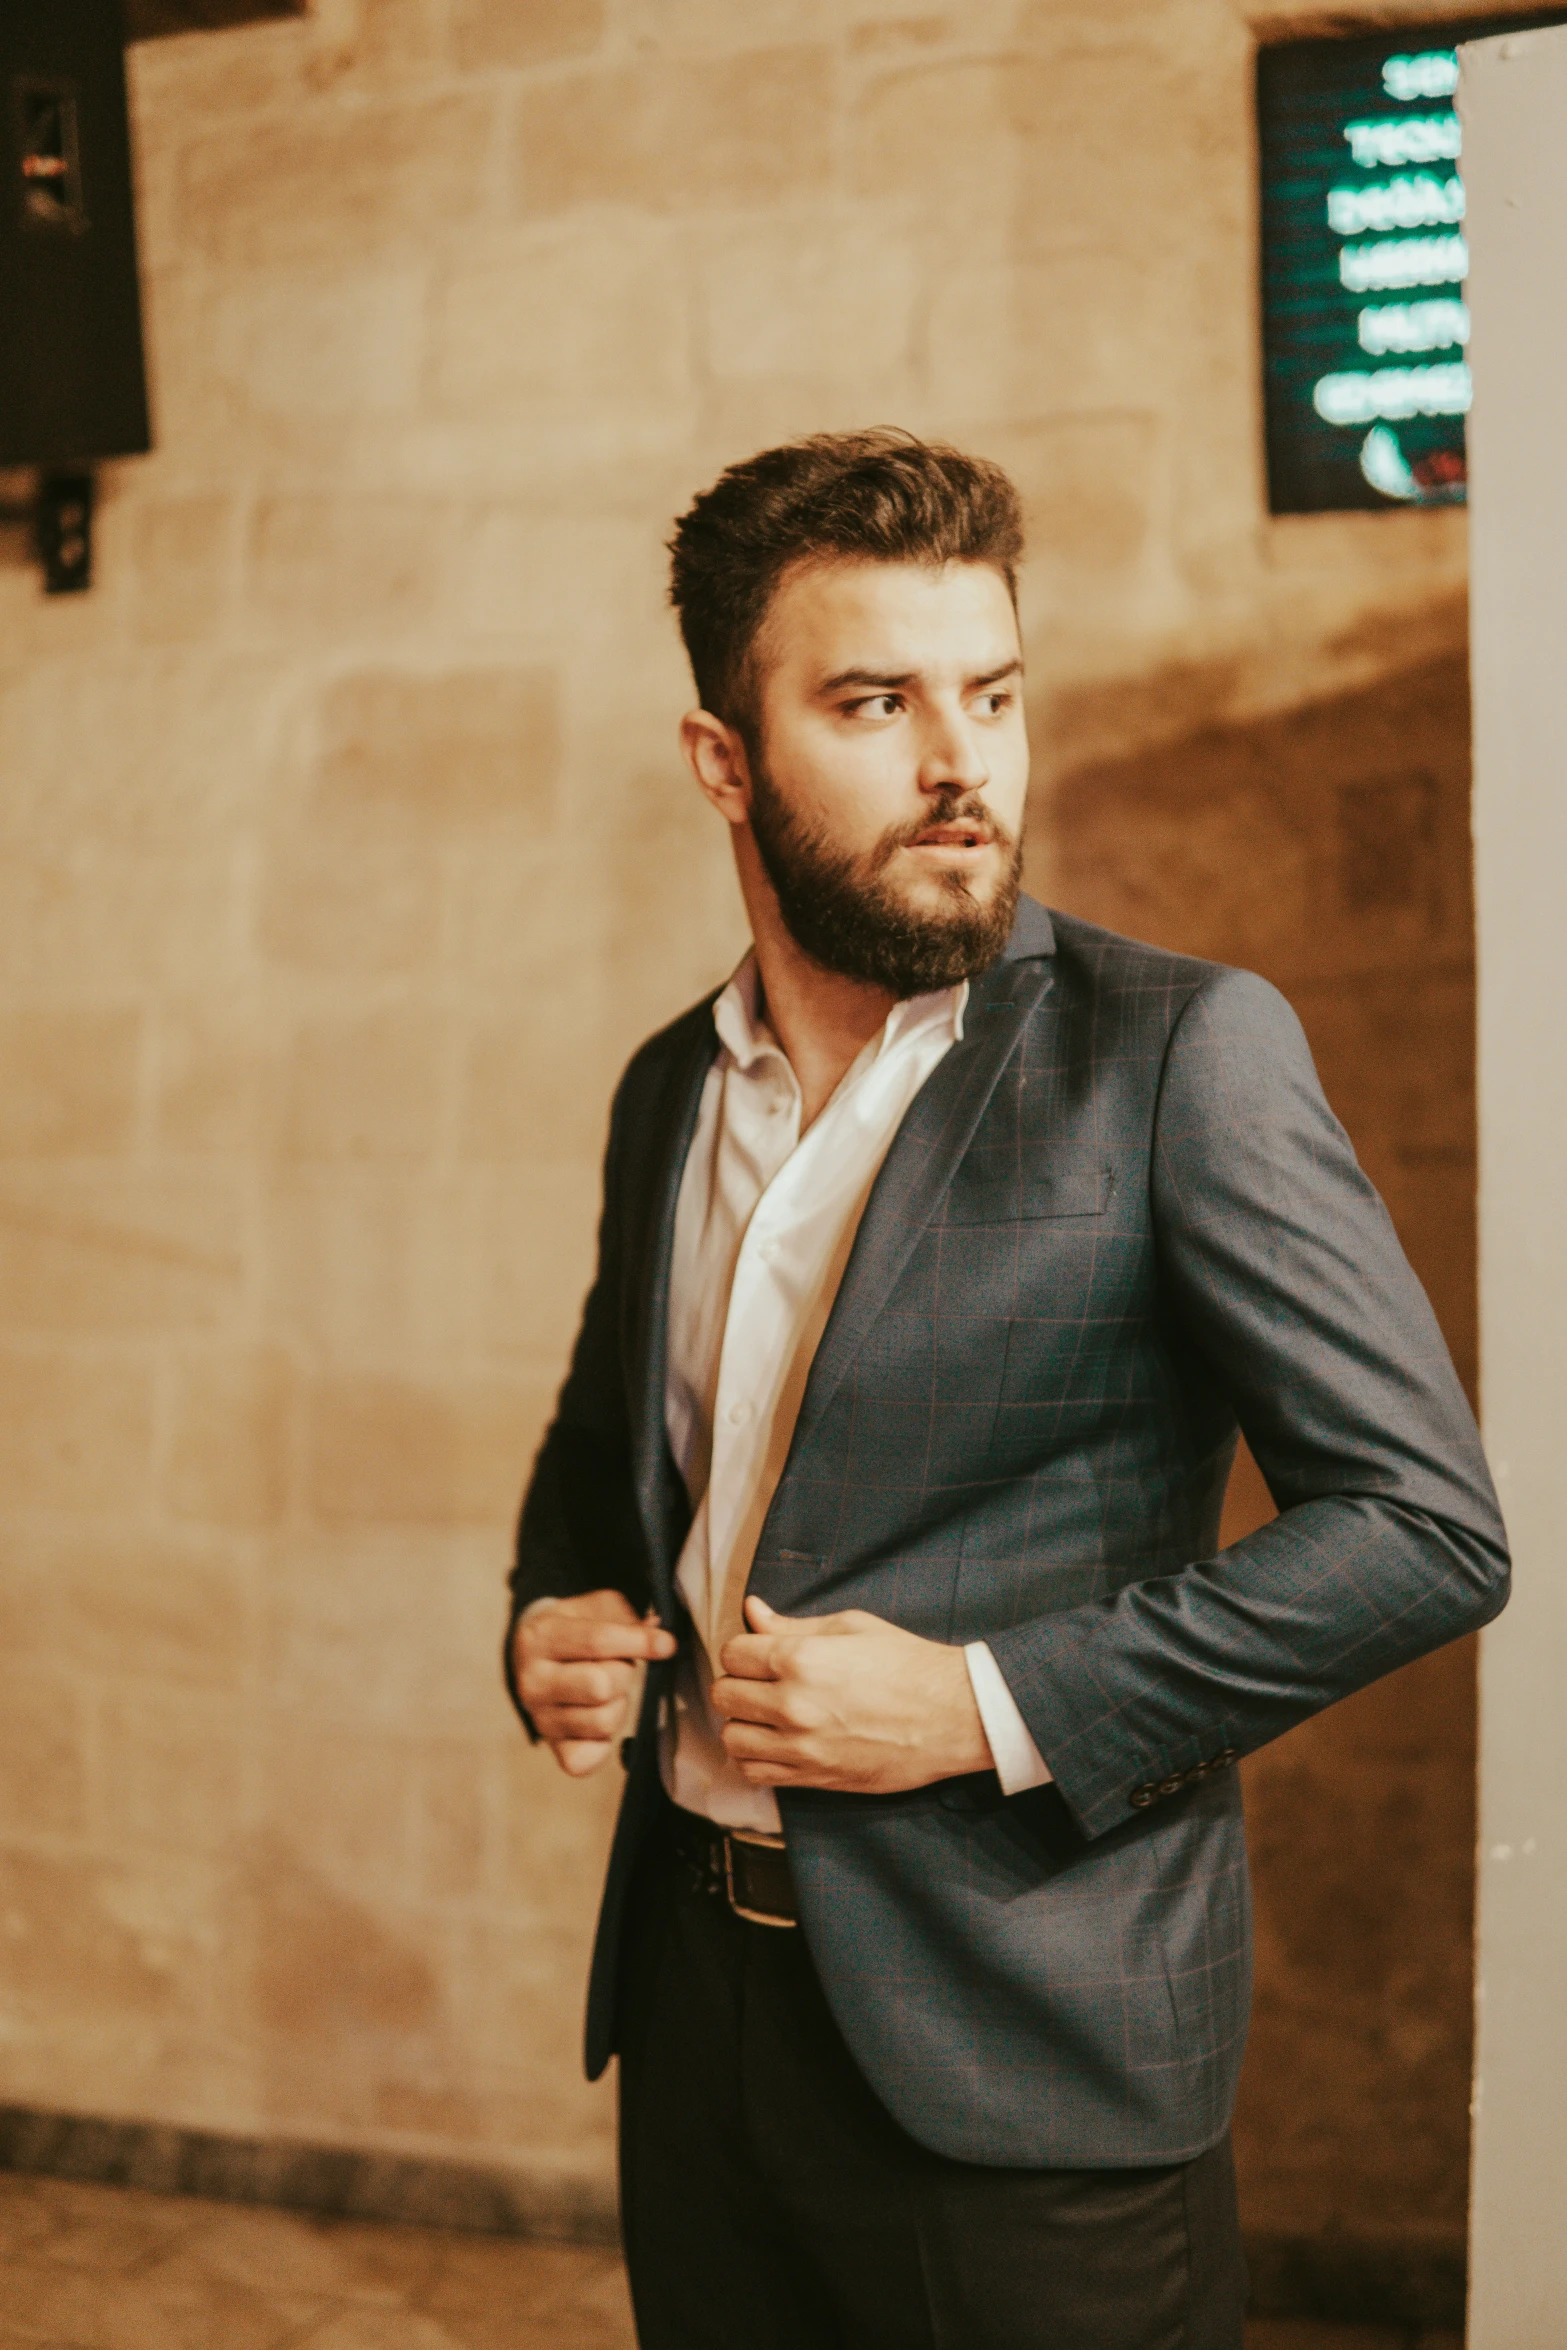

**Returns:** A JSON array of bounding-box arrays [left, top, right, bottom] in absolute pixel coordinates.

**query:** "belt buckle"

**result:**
[[722, 1828, 795, 1929]]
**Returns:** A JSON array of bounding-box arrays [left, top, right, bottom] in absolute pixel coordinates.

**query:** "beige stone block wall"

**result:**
[[0, 0, 1482, 2218]]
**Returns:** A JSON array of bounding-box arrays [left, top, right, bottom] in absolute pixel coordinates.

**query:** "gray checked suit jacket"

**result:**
[[507, 896, 1508, 2169]]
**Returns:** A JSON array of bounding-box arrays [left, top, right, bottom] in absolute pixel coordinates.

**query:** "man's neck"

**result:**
[[736, 836, 896, 1130]]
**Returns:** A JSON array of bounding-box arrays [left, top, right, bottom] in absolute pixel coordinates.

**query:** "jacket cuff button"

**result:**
[[1129, 1785, 1156, 1808]]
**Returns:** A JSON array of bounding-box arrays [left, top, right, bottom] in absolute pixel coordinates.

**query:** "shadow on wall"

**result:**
[[1027, 595, 1478, 2293]]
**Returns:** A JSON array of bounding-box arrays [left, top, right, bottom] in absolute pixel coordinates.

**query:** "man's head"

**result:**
[[669, 431, 1029, 996]]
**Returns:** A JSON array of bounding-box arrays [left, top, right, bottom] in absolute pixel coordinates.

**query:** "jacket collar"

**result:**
[[623, 896, 1057, 1597]]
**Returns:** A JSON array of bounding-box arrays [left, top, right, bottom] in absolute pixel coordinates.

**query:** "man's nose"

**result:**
[[918, 703, 990, 794]]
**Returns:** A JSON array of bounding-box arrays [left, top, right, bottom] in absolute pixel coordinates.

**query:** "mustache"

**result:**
[[873, 790, 1012, 868]]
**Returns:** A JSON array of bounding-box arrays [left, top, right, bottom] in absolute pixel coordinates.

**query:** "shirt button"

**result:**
[[727, 1401, 753, 1426], [759, 1239, 781, 1263]]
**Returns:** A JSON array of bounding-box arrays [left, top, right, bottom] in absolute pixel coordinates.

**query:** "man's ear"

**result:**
[[680, 709, 752, 829]]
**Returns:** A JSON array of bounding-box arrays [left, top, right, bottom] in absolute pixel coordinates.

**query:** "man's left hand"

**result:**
[[712, 1596, 993, 1794]]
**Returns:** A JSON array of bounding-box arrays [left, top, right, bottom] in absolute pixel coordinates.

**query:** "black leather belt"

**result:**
[[666, 1803, 799, 1928]]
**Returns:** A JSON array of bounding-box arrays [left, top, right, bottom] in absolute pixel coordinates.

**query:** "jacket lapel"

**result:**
[[787, 920, 1056, 1454], [623, 1009, 718, 1610]]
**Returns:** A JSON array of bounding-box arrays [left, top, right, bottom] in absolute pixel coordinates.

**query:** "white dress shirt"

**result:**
[[661, 954, 1051, 1833]]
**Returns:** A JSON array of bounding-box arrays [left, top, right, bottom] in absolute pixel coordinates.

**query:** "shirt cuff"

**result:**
[[964, 1641, 1053, 1795]]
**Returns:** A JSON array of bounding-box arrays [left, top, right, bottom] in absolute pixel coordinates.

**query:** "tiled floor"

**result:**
[[0, 2172, 634, 2349], [0, 2171, 1462, 2350]]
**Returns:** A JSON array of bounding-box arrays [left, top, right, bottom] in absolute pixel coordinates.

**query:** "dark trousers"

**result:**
[[617, 1806, 1247, 2350]]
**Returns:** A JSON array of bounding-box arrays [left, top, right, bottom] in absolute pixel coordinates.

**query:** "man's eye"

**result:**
[[975, 690, 1012, 716], [846, 695, 903, 719]]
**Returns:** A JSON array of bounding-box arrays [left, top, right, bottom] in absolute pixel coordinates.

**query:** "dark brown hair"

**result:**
[[667, 429, 1024, 739]]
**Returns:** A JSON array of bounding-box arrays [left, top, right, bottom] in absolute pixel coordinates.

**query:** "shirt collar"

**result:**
[[712, 952, 967, 1073]]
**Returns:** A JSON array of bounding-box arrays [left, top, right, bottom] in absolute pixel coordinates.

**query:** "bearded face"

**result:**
[[747, 764, 1022, 996]]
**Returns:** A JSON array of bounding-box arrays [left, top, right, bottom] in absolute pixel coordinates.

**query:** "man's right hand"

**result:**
[[513, 1590, 677, 1777]]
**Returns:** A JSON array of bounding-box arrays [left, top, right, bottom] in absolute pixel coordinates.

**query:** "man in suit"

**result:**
[[506, 430, 1508, 2350]]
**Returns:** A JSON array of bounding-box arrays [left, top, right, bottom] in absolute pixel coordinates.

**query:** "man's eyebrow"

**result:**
[[817, 667, 917, 694], [816, 657, 1024, 695]]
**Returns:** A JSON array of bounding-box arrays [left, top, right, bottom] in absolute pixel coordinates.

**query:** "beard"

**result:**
[[746, 763, 1023, 997]]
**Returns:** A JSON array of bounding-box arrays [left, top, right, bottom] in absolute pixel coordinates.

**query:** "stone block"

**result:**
[[414, 1741, 495, 1903], [0, 1671, 87, 1840], [430, 222, 690, 423], [351, 0, 452, 81], [597, 762, 749, 1024], [458, 1916, 601, 2100], [52, 1532, 247, 1690], [127, 498, 237, 646], [154, 1006, 280, 1156], [0, 1008, 140, 1157], [0, 1352, 153, 1515], [180, 93, 496, 268], [0, 1174, 245, 1334], [621, 0, 842, 43], [452, 0, 604, 72], [0, 1847, 203, 2021], [264, 1176, 477, 1364], [0, 845, 240, 990], [212, 268, 425, 420], [852, 59, 1016, 214], [439, 832, 623, 995], [257, 818, 444, 980], [263, 1528, 511, 1727], [247, 498, 451, 637], [511, 52, 833, 217], [698, 216, 920, 383], [448, 511, 662, 652], [924, 252, 1171, 425], [164, 1346, 295, 1531], [972, 414, 1160, 580], [278, 1011, 451, 1162], [98, 1692, 242, 1855], [500, 1731, 621, 1915], [129, 11, 313, 122], [470, 1168, 602, 1361], [0, 650, 277, 852], [855, 50, 1205, 252], [1011, 48, 1212, 258], [260, 1718, 416, 1896], [304, 1372, 545, 1528], [311, 668, 561, 833], [457, 1015, 618, 1165]]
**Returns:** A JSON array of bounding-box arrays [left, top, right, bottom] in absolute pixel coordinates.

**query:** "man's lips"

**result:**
[[906, 822, 997, 850]]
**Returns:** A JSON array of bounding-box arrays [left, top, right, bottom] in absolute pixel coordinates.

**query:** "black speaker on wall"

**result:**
[[0, 0, 151, 469]]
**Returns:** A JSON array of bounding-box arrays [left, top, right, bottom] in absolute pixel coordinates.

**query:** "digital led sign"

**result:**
[[1258, 15, 1565, 512]]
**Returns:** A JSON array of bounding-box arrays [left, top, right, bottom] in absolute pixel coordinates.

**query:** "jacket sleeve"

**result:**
[[502, 1074, 654, 1730], [985, 964, 1510, 1841]]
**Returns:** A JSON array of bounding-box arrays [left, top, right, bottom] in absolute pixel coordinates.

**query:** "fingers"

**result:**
[[718, 1719, 819, 1786], [710, 1673, 799, 1730], [523, 1655, 635, 1709], [717, 1632, 782, 1681], [514, 1596, 666, 1767], [535, 1691, 628, 1737], [519, 1604, 676, 1669], [532, 1618, 675, 1664]]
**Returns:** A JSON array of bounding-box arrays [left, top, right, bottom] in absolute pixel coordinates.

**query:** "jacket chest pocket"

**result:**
[[941, 1160, 1116, 1228]]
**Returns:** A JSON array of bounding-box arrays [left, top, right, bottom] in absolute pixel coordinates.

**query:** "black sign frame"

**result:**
[[1258, 13, 1566, 514]]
